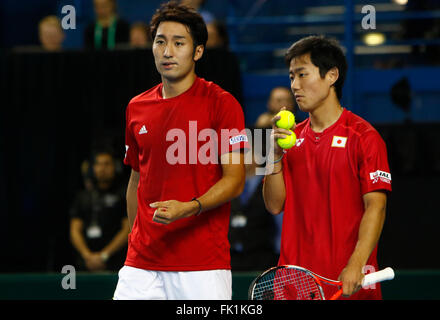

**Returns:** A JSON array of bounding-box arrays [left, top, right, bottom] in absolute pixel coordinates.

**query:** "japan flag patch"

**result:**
[[331, 136, 347, 148]]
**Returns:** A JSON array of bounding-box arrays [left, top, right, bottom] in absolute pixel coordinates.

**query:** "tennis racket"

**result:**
[[248, 265, 395, 300]]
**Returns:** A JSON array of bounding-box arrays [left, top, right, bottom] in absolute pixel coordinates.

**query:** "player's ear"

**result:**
[[193, 44, 204, 62], [326, 67, 339, 87]]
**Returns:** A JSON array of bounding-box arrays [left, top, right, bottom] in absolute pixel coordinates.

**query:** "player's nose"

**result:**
[[291, 78, 300, 91], [163, 43, 173, 58]]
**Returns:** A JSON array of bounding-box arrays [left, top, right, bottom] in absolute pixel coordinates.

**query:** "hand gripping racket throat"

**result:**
[[248, 265, 395, 300]]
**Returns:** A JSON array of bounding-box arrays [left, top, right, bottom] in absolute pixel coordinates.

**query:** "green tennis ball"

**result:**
[[275, 110, 295, 129], [277, 130, 296, 149]]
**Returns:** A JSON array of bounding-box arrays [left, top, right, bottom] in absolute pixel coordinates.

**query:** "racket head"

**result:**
[[249, 265, 327, 300]]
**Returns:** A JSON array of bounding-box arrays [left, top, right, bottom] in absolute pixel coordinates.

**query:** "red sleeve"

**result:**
[[214, 92, 249, 156], [358, 131, 392, 195], [123, 104, 140, 172]]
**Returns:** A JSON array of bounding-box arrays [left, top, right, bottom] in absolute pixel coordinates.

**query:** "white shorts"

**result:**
[[113, 265, 232, 300]]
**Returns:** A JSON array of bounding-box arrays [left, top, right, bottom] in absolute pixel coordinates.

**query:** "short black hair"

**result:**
[[285, 35, 347, 101], [150, 1, 208, 48], [91, 145, 115, 164]]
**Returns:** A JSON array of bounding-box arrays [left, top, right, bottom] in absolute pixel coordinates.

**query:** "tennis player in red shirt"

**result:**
[[263, 36, 392, 300], [113, 2, 247, 300]]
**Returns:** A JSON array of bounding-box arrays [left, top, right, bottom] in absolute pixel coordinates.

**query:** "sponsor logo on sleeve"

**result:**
[[369, 170, 391, 184], [229, 134, 248, 145]]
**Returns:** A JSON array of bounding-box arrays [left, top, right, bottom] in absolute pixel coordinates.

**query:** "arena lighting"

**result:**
[[363, 32, 386, 46], [392, 0, 408, 5]]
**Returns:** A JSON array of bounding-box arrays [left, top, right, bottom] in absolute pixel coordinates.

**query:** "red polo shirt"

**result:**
[[279, 108, 392, 299], [124, 77, 248, 271]]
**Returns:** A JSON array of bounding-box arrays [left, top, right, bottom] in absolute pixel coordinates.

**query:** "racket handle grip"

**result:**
[[362, 267, 395, 288]]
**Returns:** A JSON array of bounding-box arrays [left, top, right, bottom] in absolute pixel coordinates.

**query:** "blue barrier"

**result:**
[[227, 10, 440, 26], [242, 67, 440, 125]]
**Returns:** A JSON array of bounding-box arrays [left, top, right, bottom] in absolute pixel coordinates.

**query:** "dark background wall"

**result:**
[[0, 48, 242, 272]]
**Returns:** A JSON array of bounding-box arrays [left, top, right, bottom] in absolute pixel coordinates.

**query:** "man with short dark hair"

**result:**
[[263, 36, 392, 300], [113, 2, 247, 300]]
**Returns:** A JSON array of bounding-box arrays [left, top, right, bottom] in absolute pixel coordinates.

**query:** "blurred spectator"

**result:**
[[84, 0, 130, 50], [129, 22, 152, 49], [180, 0, 215, 23], [70, 150, 129, 272], [229, 128, 278, 271], [38, 15, 65, 52], [255, 86, 295, 128], [206, 20, 229, 49]]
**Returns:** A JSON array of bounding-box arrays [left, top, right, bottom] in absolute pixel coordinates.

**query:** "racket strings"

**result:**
[[252, 268, 323, 300]]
